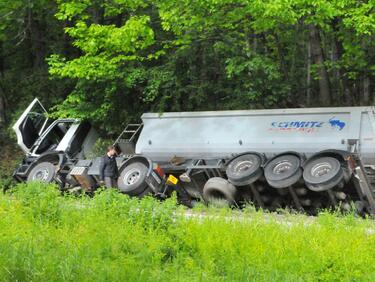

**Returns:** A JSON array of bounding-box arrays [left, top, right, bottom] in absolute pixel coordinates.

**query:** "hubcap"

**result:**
[[123, 168, 141, 185], [33, 169, 49, 181], [273, 161, 292, 174], [311, 162, 332, 177], [234, 160, 254, 172]]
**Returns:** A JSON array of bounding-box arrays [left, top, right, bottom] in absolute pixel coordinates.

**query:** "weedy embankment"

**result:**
[[0, 182, 374, 281]]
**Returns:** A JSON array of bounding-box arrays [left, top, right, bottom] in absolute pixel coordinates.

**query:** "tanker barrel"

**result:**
[[137, 108, 375, 163]]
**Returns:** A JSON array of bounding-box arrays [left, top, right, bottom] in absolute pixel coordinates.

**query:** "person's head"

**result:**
[[107, 145, 117, 157]]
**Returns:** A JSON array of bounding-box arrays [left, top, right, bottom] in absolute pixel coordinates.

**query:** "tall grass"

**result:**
[[0, 182, 374, 281]]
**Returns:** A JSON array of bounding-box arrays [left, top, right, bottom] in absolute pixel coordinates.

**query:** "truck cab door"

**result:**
[[12, 98, 49, 153]]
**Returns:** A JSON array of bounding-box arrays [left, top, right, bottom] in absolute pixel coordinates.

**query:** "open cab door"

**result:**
[[12, 98, 49, 153]]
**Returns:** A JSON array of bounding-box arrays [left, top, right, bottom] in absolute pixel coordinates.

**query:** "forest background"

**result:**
[[0, 0, 374, 180]]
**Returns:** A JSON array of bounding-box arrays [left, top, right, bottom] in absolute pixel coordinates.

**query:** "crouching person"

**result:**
[[99, 145, 119, 188]]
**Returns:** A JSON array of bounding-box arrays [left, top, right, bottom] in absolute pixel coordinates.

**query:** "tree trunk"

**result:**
[[28, 8, 45, 68], [273, 32, 289, 82], [306, 37, 312, 106], [0, 42, 3, 75], [363, 75, 370, 105], [0, 85, 6, 126], [0, 42, 5, 126], [331, 18, 352, 105], [308, 25, 331, 105]]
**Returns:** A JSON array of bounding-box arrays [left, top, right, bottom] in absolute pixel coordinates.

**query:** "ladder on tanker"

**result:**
[[113, 124, 143, 157]]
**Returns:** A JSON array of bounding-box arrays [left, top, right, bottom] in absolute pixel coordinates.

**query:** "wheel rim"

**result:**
[[233, 160, 254, 173], [123, 168, 141, 185], [304, 157, 344, 191], [273, 161, 293, 174], [33, 169, 49, 181], [311, 162, 333, 177]]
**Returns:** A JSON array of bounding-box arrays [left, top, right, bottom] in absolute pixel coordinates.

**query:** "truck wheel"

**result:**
[[264, 154, 302, 188], [27, 162, 56, 183], [203, 177, 237, 206], [118, 162, 148, 196], [226, 153, 262, 186], [303, 157, 344, 192]]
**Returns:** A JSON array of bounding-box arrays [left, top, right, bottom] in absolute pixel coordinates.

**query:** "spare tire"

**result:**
[[27, 162, 56, 183], [118, 162, 148, 196], [226, 153, 263, 186], [203, 177, 237, 206], [264, 154, 302, 188], [303, 157, 344, 192]]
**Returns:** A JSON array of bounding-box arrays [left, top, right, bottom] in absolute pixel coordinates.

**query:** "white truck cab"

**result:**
[[13, 98, 98, 158], [13, 98, 98, 182]]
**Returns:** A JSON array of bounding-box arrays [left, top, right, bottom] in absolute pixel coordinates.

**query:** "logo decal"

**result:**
[[329, 117, 345, 131], [270, 121, 324, 128], [269, 117, 346, 133]]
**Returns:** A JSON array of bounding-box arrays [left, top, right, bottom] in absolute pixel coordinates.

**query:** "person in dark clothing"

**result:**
[[99, 145, 119, 188]]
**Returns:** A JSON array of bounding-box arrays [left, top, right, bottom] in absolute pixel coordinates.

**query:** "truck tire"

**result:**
[[27, 162, 56, 183], [226, 153, 262, 186], [303, 157, 344, 192], [118, 162, 148, 196], [203, 177, 237, 205], [264, 154, 302, 188]]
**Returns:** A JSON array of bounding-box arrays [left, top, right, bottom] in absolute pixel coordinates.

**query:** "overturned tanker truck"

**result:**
[[12, 98, 375, 215]]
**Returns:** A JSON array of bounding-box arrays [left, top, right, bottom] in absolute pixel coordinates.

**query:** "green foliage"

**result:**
[[225, 54, 290, 107], [0, 0, 374, 142], [44, 0, 375, 124], [0, 182, 374, 281], [48, 16, 155, 80], [0, 0, 74, 137], [46, 0, 157, 130]]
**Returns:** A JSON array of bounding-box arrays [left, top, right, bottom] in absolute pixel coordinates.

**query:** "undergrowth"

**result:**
[[0, 182, 374, 281]]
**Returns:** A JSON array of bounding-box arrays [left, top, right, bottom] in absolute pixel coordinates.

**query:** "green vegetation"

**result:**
[[0, 2, 373, 279], [0, 0, 374, 180], [0, 182, 374, 281], [0, 0, 374, 136]]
